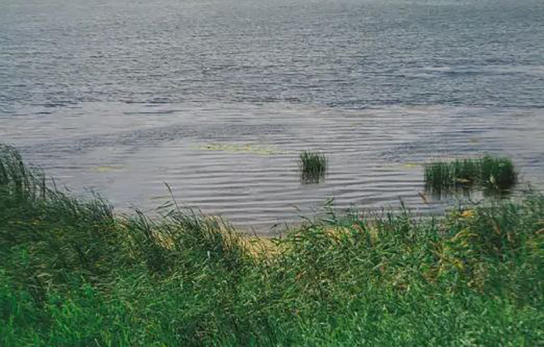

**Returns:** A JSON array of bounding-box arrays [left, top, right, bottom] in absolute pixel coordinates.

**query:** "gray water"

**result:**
[[1, 0, 543, 232]]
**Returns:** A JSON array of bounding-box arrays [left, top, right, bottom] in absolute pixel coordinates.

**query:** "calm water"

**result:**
[[1, 0, 543, 232]]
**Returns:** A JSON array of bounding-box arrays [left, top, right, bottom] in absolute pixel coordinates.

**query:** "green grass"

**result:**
[[425, 155, 518, 196], [479, 155, 517, 191], [1, 145, 543, 346], [299, 150, 328, 183]]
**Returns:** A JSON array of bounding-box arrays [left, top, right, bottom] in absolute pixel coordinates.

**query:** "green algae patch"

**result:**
[[195, 143, 291, 155]]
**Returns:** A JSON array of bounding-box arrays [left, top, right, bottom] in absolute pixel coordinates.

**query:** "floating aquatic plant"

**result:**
[[197, 143, 289, 155]]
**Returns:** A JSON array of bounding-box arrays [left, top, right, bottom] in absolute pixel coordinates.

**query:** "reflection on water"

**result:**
[[424, 184, 515, 202]]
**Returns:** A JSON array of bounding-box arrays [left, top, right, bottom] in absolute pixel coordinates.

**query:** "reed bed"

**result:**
[[425, 155, 517, 195], [1, 145, 542, 346], [299, 150, 328, 183]]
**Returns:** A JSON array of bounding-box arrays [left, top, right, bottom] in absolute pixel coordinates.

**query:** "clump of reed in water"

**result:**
[[424, 155, 517, 195], [299, 150, 328, 183], [479, 155, 517, 190]]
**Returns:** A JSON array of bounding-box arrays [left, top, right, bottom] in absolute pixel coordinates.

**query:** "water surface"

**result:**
[[1, 0, 543, 232]]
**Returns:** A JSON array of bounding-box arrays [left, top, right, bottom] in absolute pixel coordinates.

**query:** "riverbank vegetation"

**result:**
[[1, 145, 543, 346]]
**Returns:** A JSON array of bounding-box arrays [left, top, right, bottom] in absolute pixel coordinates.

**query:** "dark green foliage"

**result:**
[[479, 155, 517, 191], [0, 144, 46, 201], [1, 146, 543, 346], [425, 155, 518, 196], [299, 150, 328, 183]]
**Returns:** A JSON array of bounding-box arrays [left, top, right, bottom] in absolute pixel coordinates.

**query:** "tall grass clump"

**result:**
[[425, 155, 517, 196], [1, 145, 543, 345], [0, 144, 47, 202], [479, 155, 517, 191], [299, 150, 328, 183]]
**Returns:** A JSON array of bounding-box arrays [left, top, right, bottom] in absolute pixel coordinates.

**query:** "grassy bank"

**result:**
[[1, 145, 543, 346]]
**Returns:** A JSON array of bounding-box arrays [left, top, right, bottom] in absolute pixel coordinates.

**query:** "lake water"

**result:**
[[1, 0, 543, 232]]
